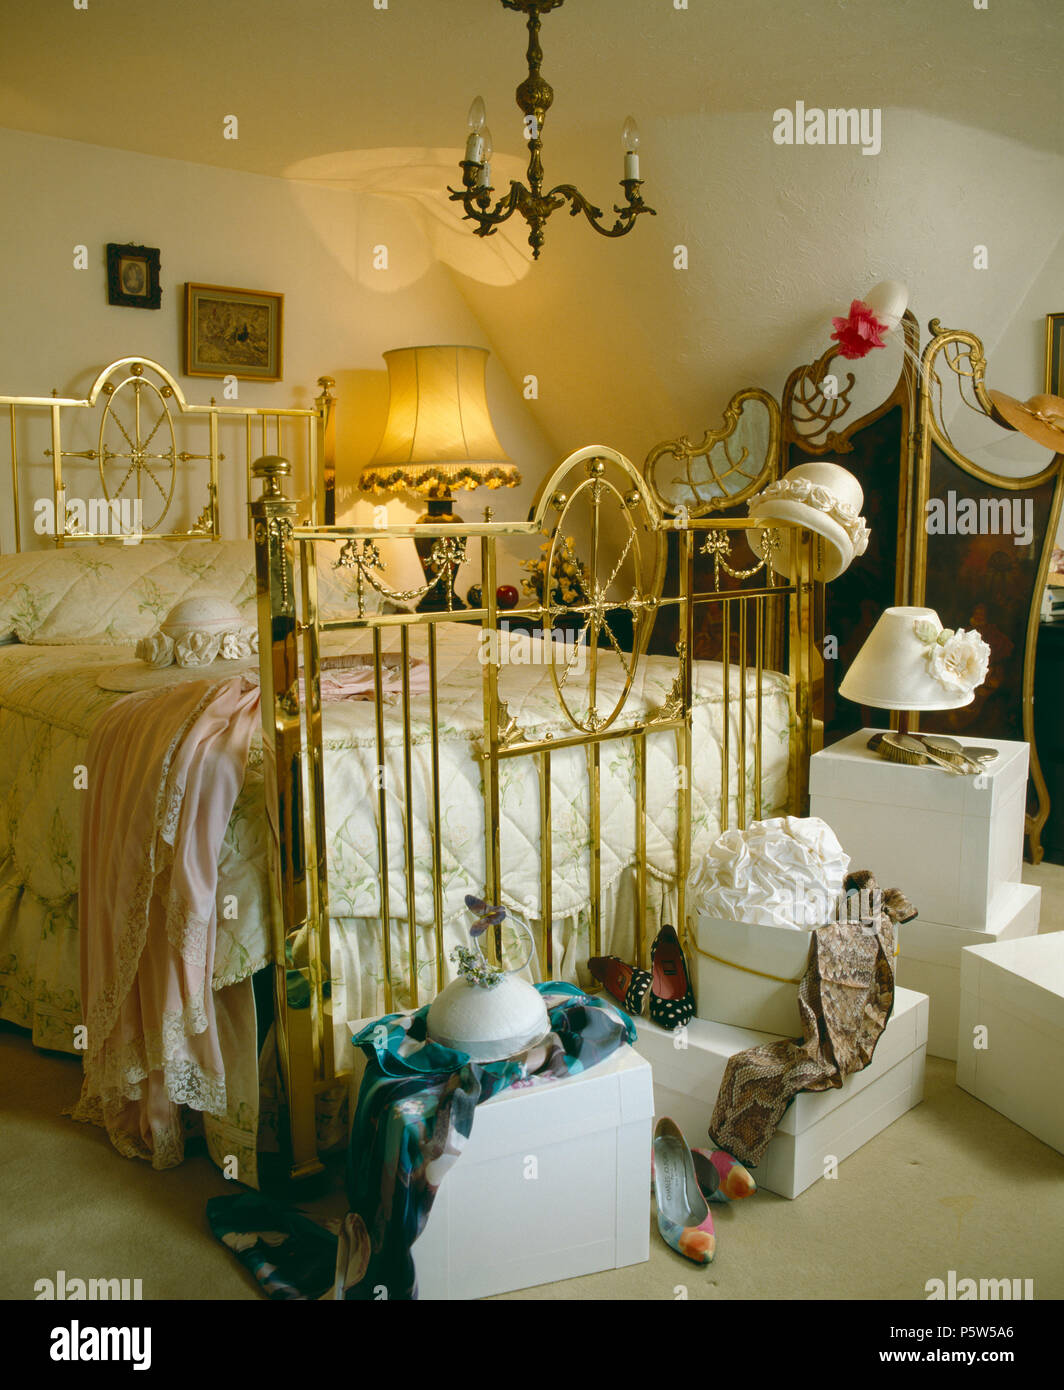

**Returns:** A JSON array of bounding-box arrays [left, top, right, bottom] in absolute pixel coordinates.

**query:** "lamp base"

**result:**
[[414, 495, 468, 613]]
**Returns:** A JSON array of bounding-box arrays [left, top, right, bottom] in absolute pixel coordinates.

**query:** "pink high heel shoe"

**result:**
[[692, 1147, 756, 1203]]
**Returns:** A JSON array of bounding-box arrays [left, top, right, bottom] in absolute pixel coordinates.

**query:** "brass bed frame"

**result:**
[[2, 357, 818, 1181], [251, 442, 818, 1177]]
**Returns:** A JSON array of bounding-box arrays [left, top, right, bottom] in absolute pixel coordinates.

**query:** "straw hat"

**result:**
[[987, 390, 1064, 454], [747, 461, 870, 582]]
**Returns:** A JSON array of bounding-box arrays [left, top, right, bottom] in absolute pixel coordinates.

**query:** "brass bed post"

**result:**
[[481, 534, 503, 939], [50, 401, 63, 548], [315, 377, 336, 526], [8, 405, 21, 552], [250, 455, 324, 1181], [677, 525, 695, 951], [788, 530, 815, 814]]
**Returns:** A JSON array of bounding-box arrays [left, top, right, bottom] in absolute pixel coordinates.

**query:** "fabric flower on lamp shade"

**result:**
[[838, 606, 991, 712], [358, 345, 522, 499], [747, 461, 870, 582]]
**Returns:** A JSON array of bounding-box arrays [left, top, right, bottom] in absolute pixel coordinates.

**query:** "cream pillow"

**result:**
[[0, 539, 257, 644]]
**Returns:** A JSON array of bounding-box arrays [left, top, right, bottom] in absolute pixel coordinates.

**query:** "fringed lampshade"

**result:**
[[358, 345, 521, 499], [358, 345, 520, 613]]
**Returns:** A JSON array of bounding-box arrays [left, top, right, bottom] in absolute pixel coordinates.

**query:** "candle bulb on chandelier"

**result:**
[[466, 95, 487, 164], [478, 126, 494, 187], [623, 116, 640, 181]]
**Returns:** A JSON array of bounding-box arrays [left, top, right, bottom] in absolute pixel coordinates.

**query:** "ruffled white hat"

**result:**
[[95, 596, 259, 692], [747, 461, 870, 582]]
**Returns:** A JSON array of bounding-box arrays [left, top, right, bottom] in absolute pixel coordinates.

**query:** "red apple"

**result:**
[[496, 585, 519, 610]]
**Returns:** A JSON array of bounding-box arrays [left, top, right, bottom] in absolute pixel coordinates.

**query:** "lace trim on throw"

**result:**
[[81, 684, 219, 1064]]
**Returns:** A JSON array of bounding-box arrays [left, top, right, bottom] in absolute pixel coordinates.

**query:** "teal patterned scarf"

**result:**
[[208, 983, 634, 1300]]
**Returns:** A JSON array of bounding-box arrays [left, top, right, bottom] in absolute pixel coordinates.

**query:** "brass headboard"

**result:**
[[0, 356, 335, 549]]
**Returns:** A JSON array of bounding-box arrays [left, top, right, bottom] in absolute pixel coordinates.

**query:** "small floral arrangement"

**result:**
[[520, 537, 588, 608], [450, 944, 505, 989], [830, 299, 889, 360], [913, 617, 991, 697]]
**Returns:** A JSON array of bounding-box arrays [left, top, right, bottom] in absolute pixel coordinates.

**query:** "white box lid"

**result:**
[[695, 915, 813, 976], [809, 729, 1029, 818]]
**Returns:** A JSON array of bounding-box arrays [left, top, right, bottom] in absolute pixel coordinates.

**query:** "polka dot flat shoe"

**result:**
[[647, 924, 695, 1031], [587, 955, 652, 1017]]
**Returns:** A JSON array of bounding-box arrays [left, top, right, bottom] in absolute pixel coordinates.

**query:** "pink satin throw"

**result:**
[[72, 657, 428, 1168], [73, 677, 260, 1168]]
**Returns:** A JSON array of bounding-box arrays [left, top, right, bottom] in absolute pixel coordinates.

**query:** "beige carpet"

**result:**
[[1, 863, 1061, 1302]]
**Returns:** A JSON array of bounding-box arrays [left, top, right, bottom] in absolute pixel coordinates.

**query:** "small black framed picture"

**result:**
[[106, 243, 161, 309]]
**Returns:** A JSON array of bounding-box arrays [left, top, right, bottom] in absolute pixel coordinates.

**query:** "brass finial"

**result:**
[[252, 455, 291, 499]]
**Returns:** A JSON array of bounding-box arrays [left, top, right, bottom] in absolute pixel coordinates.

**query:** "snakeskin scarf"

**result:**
[[709, 871, 915, 1167]]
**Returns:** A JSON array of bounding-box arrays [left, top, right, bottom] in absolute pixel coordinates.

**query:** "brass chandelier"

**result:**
[[448, 0, 655, 259]]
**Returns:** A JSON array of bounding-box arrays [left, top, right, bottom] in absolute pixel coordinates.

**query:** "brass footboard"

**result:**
[[250, 449, 819, 1179]]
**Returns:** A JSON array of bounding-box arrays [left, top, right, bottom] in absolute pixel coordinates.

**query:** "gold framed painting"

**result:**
[[184, 283, 283, 381], [1046, 311, 1064, 396]]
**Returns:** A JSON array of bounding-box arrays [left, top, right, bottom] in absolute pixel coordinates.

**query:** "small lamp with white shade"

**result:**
[[838, 605, 994, 771]]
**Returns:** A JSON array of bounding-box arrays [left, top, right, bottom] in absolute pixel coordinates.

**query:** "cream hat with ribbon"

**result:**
[[96, 596, 258, 692], [988, 390, 1064, 454], [747, 461, 870, 582]]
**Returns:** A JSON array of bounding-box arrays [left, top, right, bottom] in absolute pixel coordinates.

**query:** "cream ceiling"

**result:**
[[2, 0, 1062, 467], [2, 0, 1062, 170]]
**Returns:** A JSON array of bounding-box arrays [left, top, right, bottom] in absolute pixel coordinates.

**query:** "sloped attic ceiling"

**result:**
[[2, 0, 1062, 467]]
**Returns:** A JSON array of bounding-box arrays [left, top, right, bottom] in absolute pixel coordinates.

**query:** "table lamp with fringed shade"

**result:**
[[358, 345, 521, 610]]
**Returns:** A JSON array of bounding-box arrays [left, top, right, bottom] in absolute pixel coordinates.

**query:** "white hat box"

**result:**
[[809, 730, 1029, 931], [957, 933, 1064, 1155], [347, 1032, 653, 1300], [896, 880, 1041, 1060], [635, 986, 928, 1199], [694, 916, 812, 1036]]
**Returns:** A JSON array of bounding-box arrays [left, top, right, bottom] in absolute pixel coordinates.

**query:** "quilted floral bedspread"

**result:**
[[0, 626, 792, 1053]]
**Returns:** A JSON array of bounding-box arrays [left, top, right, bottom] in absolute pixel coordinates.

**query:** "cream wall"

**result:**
[[0, 126, 557, 589], [3, 106, 1062, 568], [451, 107, 1064, 467]]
